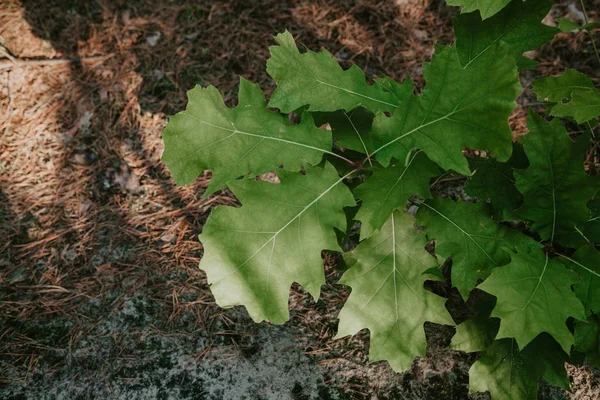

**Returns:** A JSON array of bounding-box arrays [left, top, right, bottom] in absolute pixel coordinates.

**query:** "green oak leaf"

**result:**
[[354, 151, 439, 239], [162, 78, 332, 194], [532, 69, 595, 101], [336, 210, 454, 372], [374, 75, 414, 100], [445, 0, 514, 19], [450, 292, 500, 353], [514, 111, 598, 246], [453, 0, 557, 70], [372, 44, 519, 176], [451, 317, 500, 353], [557, 18, 582, 33], [584, 193, 600, 242], [573, 316, 600, 368], [559, 247, 600, 315], [469, 335, 570, 400], [465, 142, 528, 215], [532, 68, 600, 123], [552, 88, 600, 124], [312, 107, 376, 155], [557, 18, 600, 32], [582, 22, 600, 30], [478, 246, 585, 353], [267, 31, 400, 113], [574, 316, 600, 354], [200, 163, 355, 323], [417, 197, 523, 299]]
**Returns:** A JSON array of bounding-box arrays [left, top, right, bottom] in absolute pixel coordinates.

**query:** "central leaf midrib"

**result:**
[[273, 53, 398, 109], [464, 12, 525, 68], [369, 88, 498, 159], [420, 202, 498, 266], [521, 253, 549, 311], [183, 112, 331, 156], [557, 253, 600, 279], [218, 171, 352, 280]]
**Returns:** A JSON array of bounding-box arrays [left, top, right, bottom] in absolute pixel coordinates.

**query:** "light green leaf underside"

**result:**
[[454, 0, 557, 70], [162, 78, 331, 194], [469, 335, 569, 400], [514, 111, 598, 247], [532, 68, 600, 123], [354, 152, 438, 239], [559, 247, 600, 315], [336, 211, 453, 372], [446, 0, 515, 19], [267, 31, 400, 113], [200, 163, 355, 324], [478, 247, 585, 353], [372, 44, 519, 175], [417, 197, 522, 299]]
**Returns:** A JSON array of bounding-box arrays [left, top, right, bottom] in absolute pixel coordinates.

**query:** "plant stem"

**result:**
[[325, 149, 359, 166], [580, 0, 600, 66]]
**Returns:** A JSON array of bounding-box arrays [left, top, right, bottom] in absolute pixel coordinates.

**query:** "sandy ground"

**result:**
[[1, 0, 600, 398]]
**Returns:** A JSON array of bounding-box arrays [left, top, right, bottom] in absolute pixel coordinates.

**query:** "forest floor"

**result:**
[[1, 0, 600, 399]]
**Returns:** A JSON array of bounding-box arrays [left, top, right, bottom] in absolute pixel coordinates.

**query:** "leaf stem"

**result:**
[[343, 110, 373, 167], [340, 166, 362, 182], [580, 0, 600, 66], [325, 149, 360, 166], [555, 252, 600, 279]]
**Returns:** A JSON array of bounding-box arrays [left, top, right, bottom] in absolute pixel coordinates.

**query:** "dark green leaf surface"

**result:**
[[354, 152, 438, 239], [336, 211, 453, 372], [478, 246, 585, 353], [557, 18, 600, 32], [418, 197, 522, 298], [372, 44, 519, 175], [557, 18, 582, 32], [559, 247, 600, 315], [552, 88, 600, 124], [574, 316, 600, 368], [450, 293, 500, 353], [469, 335, 570, 400], [453, 0, 557, 70], [200, 163, 355, 323], [584, 193, 600, 242], [465, 142, 528, 214], [532, 69, 595, 101], [574, 317, 600, 354], [267, 31, 400, 113], [451, 317, 500, 353], [532, 69, 600, 123], [514, 112, 598, 246], [312, 107, 376, 155], [162, 78, 331, 193]]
